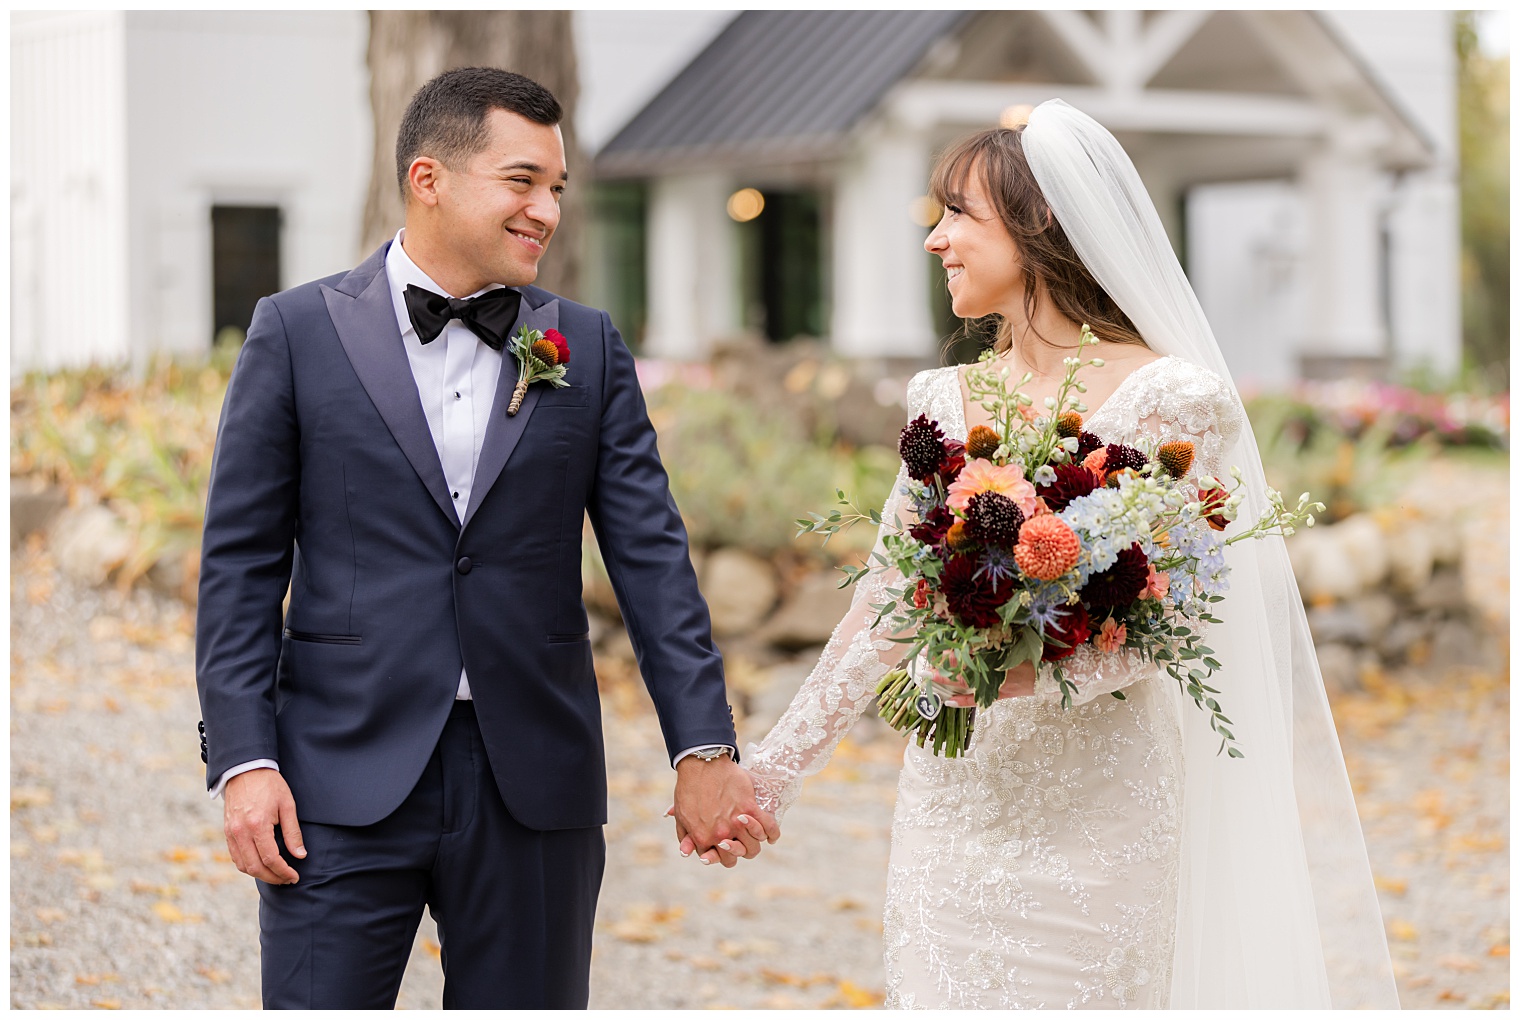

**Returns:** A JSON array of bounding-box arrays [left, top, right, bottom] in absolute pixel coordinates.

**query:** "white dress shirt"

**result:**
[[212, 231, 731, 799]]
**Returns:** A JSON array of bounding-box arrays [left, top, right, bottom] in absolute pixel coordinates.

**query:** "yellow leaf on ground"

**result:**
[[1437, 954, 1481, 973], [35, 907, 67, 923], [609, 921, 661, 944], [1387, 919, 1418, 941], [12, 787, 53, 810], [1489, 943, 1509, 956], [75, 974, 119, 986], [90, 999, 122, 1010], [152, 901, 185, 922], [195, 964, 229, 984], [421, 938, 441, 960], [163, 846, 201, 863], [1373, 875, 1408, 896], [836, 980, 884, 1008]]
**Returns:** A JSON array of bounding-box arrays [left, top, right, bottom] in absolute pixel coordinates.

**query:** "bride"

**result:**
[[683, 101, 1398, 1008]]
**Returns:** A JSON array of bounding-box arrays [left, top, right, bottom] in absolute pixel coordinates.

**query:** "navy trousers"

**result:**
[[258, 701, 605, 1008]]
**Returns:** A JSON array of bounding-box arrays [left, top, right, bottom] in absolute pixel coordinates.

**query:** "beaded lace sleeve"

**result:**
[[1037, 356, 1246, 706], [743, 370, 949, 818]]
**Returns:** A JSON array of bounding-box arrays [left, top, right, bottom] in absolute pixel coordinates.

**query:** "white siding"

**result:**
[[122, 11, 370, 362], [11, 12, 131, 375]]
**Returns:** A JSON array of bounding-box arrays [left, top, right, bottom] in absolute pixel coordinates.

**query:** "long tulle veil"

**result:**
[[1022, 99, 1398, 1008]]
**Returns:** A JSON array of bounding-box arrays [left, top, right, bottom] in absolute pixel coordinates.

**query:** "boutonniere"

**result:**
[[507, 325, 571, 415]]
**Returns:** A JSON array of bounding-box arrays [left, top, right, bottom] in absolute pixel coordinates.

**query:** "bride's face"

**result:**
[[924, 167, 1024, 320]]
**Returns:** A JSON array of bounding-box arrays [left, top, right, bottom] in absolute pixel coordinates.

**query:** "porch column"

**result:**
[[830, 126, 937, 358], [1296, 121, 1388, 377], [643, 172, 737, 360]]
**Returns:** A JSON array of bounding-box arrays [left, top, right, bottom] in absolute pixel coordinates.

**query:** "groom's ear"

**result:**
[[406, 156, 445, 210]]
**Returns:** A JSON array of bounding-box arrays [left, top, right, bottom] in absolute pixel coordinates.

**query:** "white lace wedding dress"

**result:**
[[747, 357, 1245, 1009]]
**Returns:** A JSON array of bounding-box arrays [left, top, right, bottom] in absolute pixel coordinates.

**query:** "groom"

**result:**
[[195, 67, 776, 1009]]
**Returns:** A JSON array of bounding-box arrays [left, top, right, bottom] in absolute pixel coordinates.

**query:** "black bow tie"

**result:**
[[403, 284, 522, 352]]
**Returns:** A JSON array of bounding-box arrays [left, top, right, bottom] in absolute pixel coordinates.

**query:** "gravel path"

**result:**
[[9, 542, 1508, 1009]]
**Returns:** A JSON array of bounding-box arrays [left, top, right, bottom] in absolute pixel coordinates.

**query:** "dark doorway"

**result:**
[[738, 189, 826, 343], [211, 205, 282, 342]]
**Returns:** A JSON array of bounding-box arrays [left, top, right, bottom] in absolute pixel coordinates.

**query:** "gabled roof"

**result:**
[[595, 10, 1436, 179], [594, 10, 971, 177]]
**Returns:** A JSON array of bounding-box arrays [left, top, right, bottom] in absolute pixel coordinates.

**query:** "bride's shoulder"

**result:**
[[1134, 356, 1244, 438], [906, 365, 961, 415]]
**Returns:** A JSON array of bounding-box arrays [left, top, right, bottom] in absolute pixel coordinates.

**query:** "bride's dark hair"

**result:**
[[928, 126, 1146, 356]]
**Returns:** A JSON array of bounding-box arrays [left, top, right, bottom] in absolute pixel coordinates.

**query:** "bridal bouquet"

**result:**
[[797, 327, 1321, 759]]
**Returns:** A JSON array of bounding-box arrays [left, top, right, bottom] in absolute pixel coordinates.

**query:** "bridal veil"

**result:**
[[1022, 99, 1398, 1008]]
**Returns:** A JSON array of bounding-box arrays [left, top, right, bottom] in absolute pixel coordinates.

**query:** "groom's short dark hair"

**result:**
[[395, 67, 562, 196]]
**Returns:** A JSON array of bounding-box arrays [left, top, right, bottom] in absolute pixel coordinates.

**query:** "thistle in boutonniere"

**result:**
[[507, 325, 571, 415]]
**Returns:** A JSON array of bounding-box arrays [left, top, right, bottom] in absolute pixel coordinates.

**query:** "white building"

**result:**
[[593, 11, 1460, 387], [10, 11, 369, 375], [11, 11, 1460, 388]]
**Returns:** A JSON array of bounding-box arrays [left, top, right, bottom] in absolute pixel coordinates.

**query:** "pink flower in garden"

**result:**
[[946, 458, 1036, 516], [1013, 514, 1081, 581], [1142, 564, 1170, 602], [1094, 617, 1127, 654]]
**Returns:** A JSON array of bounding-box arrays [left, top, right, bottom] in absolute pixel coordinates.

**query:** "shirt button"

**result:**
[[454, 391, 462, 399], [456, 556, 472, 575], [452, 491, 460, 499]]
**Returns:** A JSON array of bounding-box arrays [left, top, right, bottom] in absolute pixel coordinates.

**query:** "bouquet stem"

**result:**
[[875, 668, 976, 759]]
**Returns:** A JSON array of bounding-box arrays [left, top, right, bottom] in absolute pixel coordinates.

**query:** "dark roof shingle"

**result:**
[[595, 10, 970, 176]]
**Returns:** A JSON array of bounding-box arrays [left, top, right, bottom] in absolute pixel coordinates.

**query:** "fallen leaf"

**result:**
[[1387, 919, 1418, 942], [1489, 944, 1509, 957], [1437, 954, 1481, 973], [152, 901, 185, 923], [194, 964, 229, 984], [421, 939, 440, 960], [1373, 875, 1408, 896], [12, 787, 53, 810], [163, 846, 202, 864], [609, 921, 661, 944], [75, 974, 119, 986], [1437, 989, 1463, 1002], [35, 907, 67, 923], [91, 999, 122, 1010], [688, 955, 722, 971], [836, 980, 884, 1008], [829, 896, 863, 912]]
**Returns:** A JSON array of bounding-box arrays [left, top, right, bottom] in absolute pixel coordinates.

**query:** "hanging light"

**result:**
[[726, 188, 765, 222], [1000, 104, 1035, 129]]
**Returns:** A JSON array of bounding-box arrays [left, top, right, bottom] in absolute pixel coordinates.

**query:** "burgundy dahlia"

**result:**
[[1042, 602, 1093, 662], [966, 491, 1024, 547], [940, 554, 1015, 628], [1037, 463, 1103, 513], [937, 441, 967, 488], [899, 415, 949, 481], [1081, 544, 1150, 610], [909, 505, 955, 548]]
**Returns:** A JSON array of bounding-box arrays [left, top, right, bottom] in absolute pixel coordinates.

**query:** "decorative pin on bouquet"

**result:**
[[797, 326, 1323, 759], [507, 325, 571, 415]]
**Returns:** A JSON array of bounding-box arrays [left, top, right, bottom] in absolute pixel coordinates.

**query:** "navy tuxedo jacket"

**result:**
[[195, 242, 735, 830]]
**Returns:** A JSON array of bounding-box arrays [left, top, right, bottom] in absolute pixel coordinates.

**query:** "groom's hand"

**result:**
[[224, 768, 306, 885], [671, 758, 779, 868]]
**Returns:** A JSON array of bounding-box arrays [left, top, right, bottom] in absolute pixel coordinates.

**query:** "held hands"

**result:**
[[668, 757, 780, 868], [223, 768, 306, 885], [932, 659, 1039, 708]]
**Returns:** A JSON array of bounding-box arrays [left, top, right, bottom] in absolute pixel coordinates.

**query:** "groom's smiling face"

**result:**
[[415, 108, 567, 293]]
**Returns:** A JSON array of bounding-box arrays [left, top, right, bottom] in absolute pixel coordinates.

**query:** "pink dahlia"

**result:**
[[946, 458, 1036, 516], [1013, 514, 1081, 581]]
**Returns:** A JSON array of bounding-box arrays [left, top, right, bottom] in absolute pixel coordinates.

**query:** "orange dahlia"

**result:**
[[1014, 514, 1081, 580]]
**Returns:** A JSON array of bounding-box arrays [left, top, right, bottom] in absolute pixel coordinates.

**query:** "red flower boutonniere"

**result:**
[[507, 325, 571, 415]]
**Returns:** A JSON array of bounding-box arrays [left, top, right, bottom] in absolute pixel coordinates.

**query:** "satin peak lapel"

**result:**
[[463, 297, 560, 528], [322, 262, 460, 529]]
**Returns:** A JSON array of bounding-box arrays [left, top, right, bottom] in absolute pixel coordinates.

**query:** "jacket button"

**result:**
[[456, 556, 472, 575]]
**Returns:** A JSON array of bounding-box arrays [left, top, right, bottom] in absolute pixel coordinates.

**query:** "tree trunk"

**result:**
[[361, 11, 582, 299]]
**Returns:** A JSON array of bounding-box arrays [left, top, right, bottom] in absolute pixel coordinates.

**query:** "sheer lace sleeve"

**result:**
[[1041, 357, 1246, 706], [743, 372, 943, 818]]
